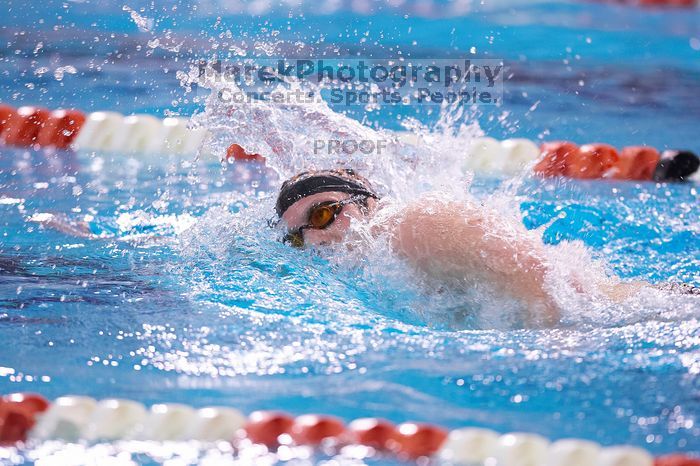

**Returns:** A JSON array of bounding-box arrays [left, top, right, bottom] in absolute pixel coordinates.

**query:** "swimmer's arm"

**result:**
[[389, 198, 560, 326]]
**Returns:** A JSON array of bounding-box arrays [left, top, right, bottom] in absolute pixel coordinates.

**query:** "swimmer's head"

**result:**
[[275, 168, 379, 247]]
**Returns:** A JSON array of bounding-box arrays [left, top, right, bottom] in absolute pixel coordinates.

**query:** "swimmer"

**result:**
[[274, 168, 698, 326], [31, 167, 697, 326]]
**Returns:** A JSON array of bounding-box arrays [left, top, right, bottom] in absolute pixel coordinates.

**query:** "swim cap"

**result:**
[[275, 168, 379, 217]]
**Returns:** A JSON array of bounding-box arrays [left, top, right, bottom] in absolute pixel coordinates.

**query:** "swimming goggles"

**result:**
[[282, 195, 369, 248]]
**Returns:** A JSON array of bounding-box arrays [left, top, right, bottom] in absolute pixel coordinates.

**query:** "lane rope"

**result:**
[[1, 393, 699, 465], [0, 103, 698, 184]]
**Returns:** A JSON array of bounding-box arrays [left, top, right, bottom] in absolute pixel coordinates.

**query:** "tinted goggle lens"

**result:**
[[308, 203, 341, 229], [277, 195, 368, 248]]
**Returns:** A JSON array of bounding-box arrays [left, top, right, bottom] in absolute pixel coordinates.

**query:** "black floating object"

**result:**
[[653, 149, 700, 182]]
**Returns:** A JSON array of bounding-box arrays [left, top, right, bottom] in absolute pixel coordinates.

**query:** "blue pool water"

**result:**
[[1, 0, 700, 463]]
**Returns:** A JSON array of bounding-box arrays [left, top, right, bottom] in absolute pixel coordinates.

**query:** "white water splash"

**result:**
[[170, 50, 699, 330], [123, 5, 185, 53], [123, 5, 155, 32], [184, 63, 481, 206]]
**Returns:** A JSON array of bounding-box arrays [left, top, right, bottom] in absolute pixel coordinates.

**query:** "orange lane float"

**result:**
[[36, 109, 86, 149]]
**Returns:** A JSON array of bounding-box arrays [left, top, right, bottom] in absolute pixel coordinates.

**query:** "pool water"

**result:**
[[1, 0, 700, 463]]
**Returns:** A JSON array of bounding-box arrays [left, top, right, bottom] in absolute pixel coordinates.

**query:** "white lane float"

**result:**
[[109, 114, 163, 153], [500, 138, 541, 173], [438, 427, 500, 463], [8, 392, 693, 464], [134, 403, 197, 441], [598, 446, 655, 466], [72, 111, 124, 151], [82, 398, 148, 441], [494, 432, 550, 466], [395, 133, 542, 175], [1, 103, 697, 181], [545, 439, 601, 466], [159, 116, 207, 155], [71, 112, 206, 156], [466, 136, 508, 172], [185, 407, 247, 441], [438, 433, 659, 466], [31, 395, 98, 441], [28, 396, 247, 444]]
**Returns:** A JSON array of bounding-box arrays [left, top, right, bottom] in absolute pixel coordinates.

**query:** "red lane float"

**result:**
[[533, 141, 580, 177], [0, 393, 50, 445], [3, 392, 700, 465], [612, 146, 660, 180], [244, 410, 295, 447], [1, 106, 51, 147], [0, 102, 697, 182], [569, 143, 619, 179], [533, 141, 697, 182], [0, 105, 85, 149], [36, 109, 86, 149], [601, 0, 698, 7], [290, 414, 345, 445], [395, 422, 448, 459], [0, 104, 15, 134], [535, 141, 620, 179], [655, 455, 700, 466], [225, 143, 266, 163], [348, 417, 400, 450], [637, 0, 697, 7]]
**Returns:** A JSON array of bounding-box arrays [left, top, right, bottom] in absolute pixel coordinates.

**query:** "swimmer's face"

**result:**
[[281, 192, 376, 247]]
